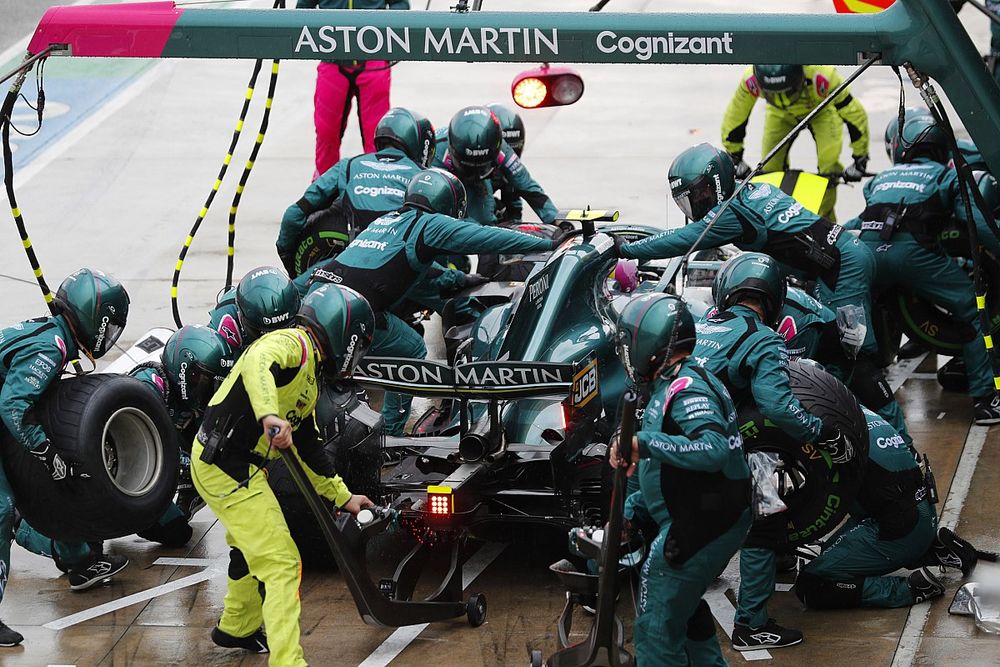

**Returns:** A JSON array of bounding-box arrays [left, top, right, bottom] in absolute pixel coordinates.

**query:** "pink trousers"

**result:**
[[312, 60, 391, 176]]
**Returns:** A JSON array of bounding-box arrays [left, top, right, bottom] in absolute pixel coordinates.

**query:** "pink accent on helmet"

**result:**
[[815, 74, 831, 97], [614, 260, 639, 293], [152, 373, 167, 398], [496, 151, 507, 166], [777, 315, 798, 343], [54, 335, 67, 366], [28, 2, 183, 58], [217, 314, 242, 350]]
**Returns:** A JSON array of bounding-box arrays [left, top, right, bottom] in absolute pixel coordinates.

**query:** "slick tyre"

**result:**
[[292, 203, 351, 277], [268, 389, 383, 568], [738, 360, 867, 546], [1, 374, 178, 542]]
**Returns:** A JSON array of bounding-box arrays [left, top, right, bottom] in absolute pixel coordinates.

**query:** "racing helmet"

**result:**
[[668, 143, 736, 222], [487, 102, 526, 156], [891, 114, 950, 165], [882, 107, 933, 159], [753, 65, 806, 109], [374, 107, 437, 168], [235, 266, 301, 343], [53, 268, 130, 359], [162, 325, 235, 408], [712, 253, 787, 327], [615, 293, 697, 383], [404, 168, 469, 218], [446, 105, 502, 181], [296, 284, 375, 380]]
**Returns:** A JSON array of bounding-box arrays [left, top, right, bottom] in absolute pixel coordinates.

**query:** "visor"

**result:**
[[673, 180, 719, 221], [178, 366, 220, 408], [92, 320, 125, 358], [763, 88, 803, 110]]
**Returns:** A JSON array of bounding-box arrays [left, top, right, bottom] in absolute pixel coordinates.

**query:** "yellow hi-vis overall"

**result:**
[[192, 328, 352, 667]]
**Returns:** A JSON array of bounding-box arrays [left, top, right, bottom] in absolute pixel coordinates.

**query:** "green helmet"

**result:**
[[615, 293, 697, 383], [54, 268, 130, 359], [404, 168, 468, 218], [882, 107, 933, 159], [712, 253, 787, 327], [374, 107, 436, 168], [891, 114, 950, 165], [236, 266, 301, 343], [162, 325, 234, 408], [297, 284, 375, 380], [668, 143, 736, 221], [447, 105, 502, 180], [753, 65, 806, 109], [487, 102, 525, 155]]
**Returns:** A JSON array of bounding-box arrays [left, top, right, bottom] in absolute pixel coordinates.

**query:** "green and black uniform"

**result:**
[[691, 305, 822, 630], [625, 361, 751, 666], [0, 316, 94, 605], [795, 408, 936, 609]]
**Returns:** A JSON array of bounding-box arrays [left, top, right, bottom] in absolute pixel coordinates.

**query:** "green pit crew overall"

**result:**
[[692, 305, 824, 630], [308, 206, 552, 434], [843, 158, 995, 401], [0, 316, 94, 603], [626, 362, 751, 666], [622, 181, 911, 443], [277, 147, 421, 276], [433, 130, 558, 227], [778, 286, 850, 370], [795, 408, 936, 609]]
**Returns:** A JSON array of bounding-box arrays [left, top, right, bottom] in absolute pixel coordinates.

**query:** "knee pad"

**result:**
[[849, 357, 893, 411], [795, 570, 864, 609], [228, 547, 250, 581], [686, 599, 715, 642]]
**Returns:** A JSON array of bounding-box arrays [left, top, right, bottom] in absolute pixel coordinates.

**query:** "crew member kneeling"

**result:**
[[192, 284, 374, 666]]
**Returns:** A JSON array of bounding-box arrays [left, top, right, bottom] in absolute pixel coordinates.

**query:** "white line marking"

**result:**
[[704, 584, 772, 661], [12, 61, 171, 189], [152, 557, 217, 567], [43, 568, 222, 630], [890, 425, 988, 667], [887, 353, 928, 393], [357, 541, 506, 667], [909, 373, 938, 381], [937, 412, 946, 420], [774, 583, 794, 592]]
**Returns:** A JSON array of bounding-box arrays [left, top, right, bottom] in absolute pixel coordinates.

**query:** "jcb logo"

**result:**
[[572, 359, 599, 408]]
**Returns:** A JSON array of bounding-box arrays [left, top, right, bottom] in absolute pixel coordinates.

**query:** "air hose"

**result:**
[[225, 58, 281, 291], [902, 63, 1000, 391], [170, 0, 285, 326], [1, 51, 57, 309]]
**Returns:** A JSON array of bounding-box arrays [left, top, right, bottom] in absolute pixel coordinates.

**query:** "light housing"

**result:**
[[427, 485, 454, 516], [511, 65, 585, 109]]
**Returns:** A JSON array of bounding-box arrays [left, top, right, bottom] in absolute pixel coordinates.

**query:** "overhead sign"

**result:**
[[833, 0, 894, 13]]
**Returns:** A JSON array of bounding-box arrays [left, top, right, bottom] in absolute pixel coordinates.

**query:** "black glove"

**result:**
[[729, 151, 752, 180], [818, 425, 854, 465], [31, 442, 89, 481], [462, 273, 489, 288], [278, 250, 297, 279], [613, 235, 629, 258], [842, 155, 870, 183]]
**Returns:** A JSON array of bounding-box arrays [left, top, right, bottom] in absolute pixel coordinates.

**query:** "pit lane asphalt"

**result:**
[[1, 1, 999, 665]]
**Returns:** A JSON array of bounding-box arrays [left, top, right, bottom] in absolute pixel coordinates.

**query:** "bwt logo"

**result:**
[[262, 312, 292, 325], [465, 147, 490, 157]]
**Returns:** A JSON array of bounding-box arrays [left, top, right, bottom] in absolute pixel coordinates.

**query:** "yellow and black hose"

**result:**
[[1, 51, 57, 310], [170, 58, 263, 327], [225, 59, 281, 291]]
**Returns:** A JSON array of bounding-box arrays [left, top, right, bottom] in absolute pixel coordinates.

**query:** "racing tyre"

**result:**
[[1, 374, 178, 542], [292, 204, 351, 277], [467, 592, 487, 627], [738, 360, 867, 546], [268, 387, 384, 568]]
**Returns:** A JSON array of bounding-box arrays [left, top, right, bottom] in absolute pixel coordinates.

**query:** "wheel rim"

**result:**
[[101, 407, 163, 497]]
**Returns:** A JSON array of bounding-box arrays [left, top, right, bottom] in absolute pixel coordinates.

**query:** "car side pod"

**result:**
[[277, 450, 486, 628], [531, 391, 639, 667]]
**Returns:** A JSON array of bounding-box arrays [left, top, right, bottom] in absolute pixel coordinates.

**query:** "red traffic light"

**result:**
[[511, 65, 585, 109]]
